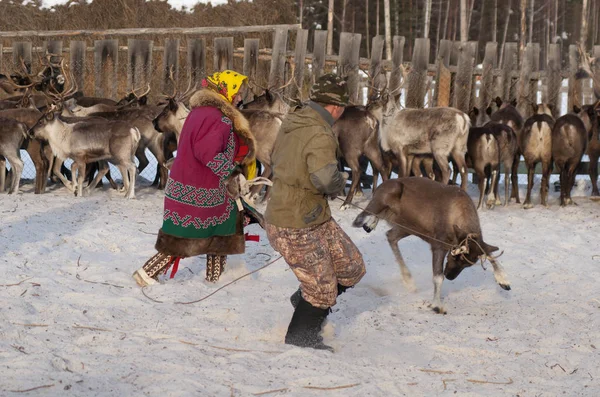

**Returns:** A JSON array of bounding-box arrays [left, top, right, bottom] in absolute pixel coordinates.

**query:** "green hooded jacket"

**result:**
[[265, 102, 346, 229]]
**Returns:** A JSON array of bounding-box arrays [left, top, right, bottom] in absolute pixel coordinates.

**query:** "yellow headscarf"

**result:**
[[202, 70, 248, 103]]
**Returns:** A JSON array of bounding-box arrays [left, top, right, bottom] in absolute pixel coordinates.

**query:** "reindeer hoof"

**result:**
[[523, 203, 534, 209], [355, 190, 364, 197], [486, 202, 495, 210], [403, 279, 417, 293], [432, 306, 447, 315], [339, 203, 350, 211], [499, 283, 511, 291]]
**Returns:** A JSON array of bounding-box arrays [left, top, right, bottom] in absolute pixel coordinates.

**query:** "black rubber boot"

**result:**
[[285, 297, 333, 352], [290, 283, 352, 309]]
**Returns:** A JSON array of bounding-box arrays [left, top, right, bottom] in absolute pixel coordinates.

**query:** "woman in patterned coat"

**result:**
[[133, 70, 255, 287]]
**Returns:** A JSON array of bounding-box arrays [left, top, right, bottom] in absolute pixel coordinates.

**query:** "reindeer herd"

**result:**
[[1, 58, 599, 211]]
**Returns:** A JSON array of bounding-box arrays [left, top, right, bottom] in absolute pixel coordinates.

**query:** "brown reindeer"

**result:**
[[574, 102, 600, 198], [521, 104, 555, 208], [466, 126, 501, 210], [552, 113, 588, 206], [352, 177, 510, 314], [0, 118, 28, 194]]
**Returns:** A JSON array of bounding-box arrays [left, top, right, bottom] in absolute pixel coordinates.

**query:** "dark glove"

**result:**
[[328, 171, 349, 200]]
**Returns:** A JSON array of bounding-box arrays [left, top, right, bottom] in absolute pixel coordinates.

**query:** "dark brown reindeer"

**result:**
[[574, 102, 600, 198], [521, 104, 555, 208], [490, 97, 524, 203], [552, 112, 588, 206], [333, 98, 390, 210], [466, 126, 501, 210], [352, 177, 510, 314]]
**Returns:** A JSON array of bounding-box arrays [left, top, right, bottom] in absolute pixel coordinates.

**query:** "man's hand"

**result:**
[[328, 171, 349, 200], [224, 165, 243, 199]]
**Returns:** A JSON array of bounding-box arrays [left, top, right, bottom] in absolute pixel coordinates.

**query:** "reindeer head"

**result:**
[[445, 225, 499, 280], [469, 106, 492, 127], [153, 73, 195, 138], [28, 105, 62, 140]]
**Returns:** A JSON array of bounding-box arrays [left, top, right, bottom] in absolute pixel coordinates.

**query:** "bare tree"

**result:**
[[580, 0, 589, 50], [529, 0, 534, 43], [376, 0, 380, 36], [341, 0, 348, 32], [493, 0, 498, 42], [442, 0, 451, 40], [327, 0, 334, 55], [499, 0, 513, 66], [423, 0, 432, 39], [366, 0, 370, 57], [520, 0, 527, 60], [460, 0, 468, 41], [384, 0, 392, 59]]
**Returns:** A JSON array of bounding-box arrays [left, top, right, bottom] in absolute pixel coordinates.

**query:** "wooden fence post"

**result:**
[[478, 42, 498, 110], [568, 44, 582, 112], [268, 28, 289, 89], [291, 29, 308, 101], [388, 36, 405, 102], [499, 42, 518, 102], [127, 39, 153, 92], [43, 40, 62, 65], [517, 43, 537, 119], [368, 35, 386, 99], [214, 37, 234, 72], [337, 32, 362, 105], [593, 45, 600, 101], [243, 38, 259, 101], [94, 39, 118, 98], [468, 41, 479, 111], [405, 38, 429, 108], [544, 43, 562, 117], [70, 41, 86, 93], [452, 41, 476, 113], [12, 42, 32, 72], [187, 38, 206, 87], [163, 38, 179, 95], [434, 39, 452, 106], [0, 44, 2, 72], [312, 30, 328, 82]]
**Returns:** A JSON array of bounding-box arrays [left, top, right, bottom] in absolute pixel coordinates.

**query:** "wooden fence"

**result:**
[[2, 24, 600, 178]]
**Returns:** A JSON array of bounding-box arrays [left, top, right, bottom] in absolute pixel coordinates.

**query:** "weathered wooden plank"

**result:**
[[213, 37, 234, 72], [543, 43, 561, 117], [94, 39, 118, 98], [434, 39, 452, 106], [528, 43, 541, 110], [0, 24, 302, 38], [405, 38, 430, 108], [12, 42, 32, 73], [43, 40, 63, 65], [468, 41, 479, 112], [337, 32, 362, 105], [368, 35, 386, 99], [452, 41, 476, 113], [127, 39, 153, 93], [568, 44, 582, 112], [478, 42, 498, 110], [0, 44, 2, 72], [388, 36, 406, 101], [187, 38, 206, 87], [500, 42, 518, 102], [163, 38, 180, 95], [312, 30, 328, 80], [291, 29, 308, 100], [243, 39, 260, 82], [593, 45, 600, 101], [268, 28, 289, 89], [516, 43, 536, 118], [69, 41, 86, 92]]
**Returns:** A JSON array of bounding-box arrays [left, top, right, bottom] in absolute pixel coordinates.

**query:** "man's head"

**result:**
[[310, 73, 349, 121]]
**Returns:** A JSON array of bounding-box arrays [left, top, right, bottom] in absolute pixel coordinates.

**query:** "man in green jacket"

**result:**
[[264, 74, 366, 352]]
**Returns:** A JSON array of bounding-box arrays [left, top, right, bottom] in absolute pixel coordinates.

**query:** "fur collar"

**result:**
[[189, 89, 255, 166]]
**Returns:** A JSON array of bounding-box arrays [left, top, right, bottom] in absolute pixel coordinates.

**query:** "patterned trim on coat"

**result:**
[[164, 178, 227, 208], [206, 119, 236, 180], [163, 198, 235, 229]]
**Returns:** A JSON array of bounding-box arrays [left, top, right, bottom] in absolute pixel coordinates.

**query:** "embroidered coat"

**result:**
[[155, 89, 255, 257]]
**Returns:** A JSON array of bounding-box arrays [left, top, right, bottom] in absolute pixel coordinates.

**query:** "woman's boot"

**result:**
[[285, 297, 333, 352], [206, 255, 227, 282], [133, 253, 175, 287]]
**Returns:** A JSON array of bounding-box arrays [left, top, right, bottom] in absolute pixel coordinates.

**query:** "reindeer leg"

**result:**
[[0, 157, 5, 192], [451, 150, 468, 190], [433, 152, 451, 185], [84, 160, 109, 195], [540, 160, 551, 207], [488, 257, 511, 290], [487, 168, 498, 209], [53, 157, 74, 192], [510, 152, 521, 203], [559, 166, 568, 206], [136, 146, 149, 176], [589, 152, 600, 197], [126, 162, 137, 199], [566, 161, 578, 205], [76, 162, 86, 198], [475, 166, 486, 210], [431, 249, 447, 314], [340, 155, 361, 211], [6, 152, 23, 194], [523, 162, 535, 209], [386, 227, 416, 292]]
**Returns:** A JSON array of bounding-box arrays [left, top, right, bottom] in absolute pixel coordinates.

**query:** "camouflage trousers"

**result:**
[[266, 218, 365, 309]]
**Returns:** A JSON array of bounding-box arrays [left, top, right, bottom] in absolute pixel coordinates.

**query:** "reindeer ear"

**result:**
[[470, 107, 479, 117], [573, 105, 581, 113], [510, 98, 517, 107], [265, 90, 274, 103], [480, 241, 499, 255], [485, 106, 493, 115], [494, 96, 503, 108], [531, 103, 538, 114], [168, 98, 177, 111]]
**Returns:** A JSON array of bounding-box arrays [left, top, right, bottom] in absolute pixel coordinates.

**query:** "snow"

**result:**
[[1, 179, 599, 396]]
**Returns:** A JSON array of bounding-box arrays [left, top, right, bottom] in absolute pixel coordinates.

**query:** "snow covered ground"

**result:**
[[1, 179, 599, 396]]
